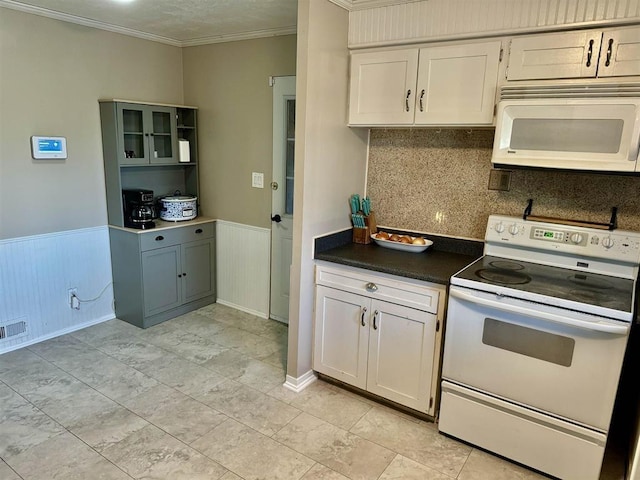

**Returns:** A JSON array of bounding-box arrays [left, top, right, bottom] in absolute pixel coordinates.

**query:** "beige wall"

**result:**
[[287, 0, 369, 379], [0, 8, 184, 240], [367, 128, 640, 240], [182, 35, 297, 228]]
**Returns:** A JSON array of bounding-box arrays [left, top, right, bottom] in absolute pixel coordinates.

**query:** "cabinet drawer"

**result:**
[[140, 222, 214, 251], [316, 264, 441, 314]]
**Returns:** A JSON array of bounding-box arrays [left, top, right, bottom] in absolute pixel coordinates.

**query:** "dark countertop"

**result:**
[[315, 229, 483, 285]]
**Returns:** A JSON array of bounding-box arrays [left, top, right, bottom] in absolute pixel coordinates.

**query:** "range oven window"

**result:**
[[482, 318, 575, 367]]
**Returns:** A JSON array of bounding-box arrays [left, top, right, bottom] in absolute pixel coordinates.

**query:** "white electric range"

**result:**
[[439, 215, 640, 480]]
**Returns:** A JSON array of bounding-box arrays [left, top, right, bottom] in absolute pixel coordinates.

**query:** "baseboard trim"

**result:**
[[0, 313, 116, 355], [216, 299, 268, 319], [283, 370, 317, 392]]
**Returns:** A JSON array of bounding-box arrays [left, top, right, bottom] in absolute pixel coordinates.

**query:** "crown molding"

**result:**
[[327, 0, 353, 9], [0, 0, 296, 47], [328, 0, 423, 11], [181, 26, 297, 47], [0, 0, 182, 46]]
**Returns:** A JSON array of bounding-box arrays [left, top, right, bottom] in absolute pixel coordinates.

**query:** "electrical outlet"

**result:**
[[68, 288, 79, 310], [488, 169, 512, 191]]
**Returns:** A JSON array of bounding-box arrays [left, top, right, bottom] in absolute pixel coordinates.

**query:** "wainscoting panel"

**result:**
[[216, 220, 271, 318], [0, 226, 114, 354], [349, 0, 640, 47]]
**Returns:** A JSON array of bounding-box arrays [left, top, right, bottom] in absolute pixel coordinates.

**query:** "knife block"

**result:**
[[352, 212, 377, 244]]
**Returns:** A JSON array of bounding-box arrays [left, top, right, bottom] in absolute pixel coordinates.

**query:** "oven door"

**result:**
[[442, 286, 630, 431]]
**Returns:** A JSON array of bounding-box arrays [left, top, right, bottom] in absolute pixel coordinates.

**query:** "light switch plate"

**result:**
[[252, 172, 264, 188]]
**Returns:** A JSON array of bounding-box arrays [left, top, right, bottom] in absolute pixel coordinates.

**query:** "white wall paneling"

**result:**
[[349, 0, 640, 47], [0, 226, 115, 354], [216, 220, 271, 318]]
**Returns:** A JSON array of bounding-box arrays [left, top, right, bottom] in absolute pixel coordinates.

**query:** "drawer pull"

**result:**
[[365, 282, 378, 293], [195, 228, 203, 234], [155, 235, 164, 241], [373, 310, 379, 330], [361, 307, 367, 327]]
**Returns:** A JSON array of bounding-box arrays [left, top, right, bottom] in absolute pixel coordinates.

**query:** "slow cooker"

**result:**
[[159, 191, 197, 221]]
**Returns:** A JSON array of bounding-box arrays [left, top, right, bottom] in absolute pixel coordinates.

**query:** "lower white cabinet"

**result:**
[[313, 264, 445, 415]]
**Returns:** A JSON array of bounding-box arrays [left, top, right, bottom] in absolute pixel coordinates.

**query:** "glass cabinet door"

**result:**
[[118, 105, 149, 165], [148, 106, 178, 164], [117, 103, 178, 165]]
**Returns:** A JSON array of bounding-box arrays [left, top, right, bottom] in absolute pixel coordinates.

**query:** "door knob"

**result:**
[[271, 214, 282, 223], [271, 181, 279, 190]]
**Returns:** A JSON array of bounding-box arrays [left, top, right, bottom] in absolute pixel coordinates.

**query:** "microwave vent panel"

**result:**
[[500, 83, 640, 100], [0, 319, 28, 341]]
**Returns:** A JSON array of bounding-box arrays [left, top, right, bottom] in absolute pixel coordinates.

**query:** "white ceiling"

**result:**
[[0, 0, 408, 46], [0, 0, 300, 46]]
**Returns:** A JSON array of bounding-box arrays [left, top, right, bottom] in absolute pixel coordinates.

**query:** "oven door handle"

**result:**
[[450, 288, 630, 335]]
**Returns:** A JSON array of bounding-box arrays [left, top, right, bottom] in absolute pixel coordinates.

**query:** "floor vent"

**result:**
[[0, 320, 28, 341]]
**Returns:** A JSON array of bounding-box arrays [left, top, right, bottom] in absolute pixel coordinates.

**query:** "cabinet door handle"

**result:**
[[586, 39, 594, 67], [419, 89, 425, 112], [365, 282, 378, 293], [195, 228, 203, 234], [183, 272, 187, 277], [605, 38, 614, 67], [178, 274, 182, 278], [155, 235, 164, 241], [405, 89, 412, 112], [373, 310, 379, 330], [361, 307, 367, 327]]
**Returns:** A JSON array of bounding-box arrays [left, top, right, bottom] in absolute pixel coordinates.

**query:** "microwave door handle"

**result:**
[[449, 288, 630, 335]]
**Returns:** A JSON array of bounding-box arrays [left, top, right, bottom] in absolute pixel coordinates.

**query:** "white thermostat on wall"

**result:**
[[30, 136, 67, 159]]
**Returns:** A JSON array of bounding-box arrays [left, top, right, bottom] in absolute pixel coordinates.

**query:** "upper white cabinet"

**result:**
[[415, 42, 501, 125], [349, 49, 418, 125], [507, 26, 640, 81], [599, 27, 640, 78], [349, 41, 501, 127]]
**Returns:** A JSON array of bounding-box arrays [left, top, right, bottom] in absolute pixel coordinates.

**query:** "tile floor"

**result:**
[[0, 303, 623, 479]]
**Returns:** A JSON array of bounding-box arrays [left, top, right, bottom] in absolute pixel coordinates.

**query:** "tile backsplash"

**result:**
[[366, 129, 640, 240]]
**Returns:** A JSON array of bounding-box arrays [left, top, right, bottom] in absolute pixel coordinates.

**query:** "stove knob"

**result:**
[[508, 224, 519, 235], [569, 233, 583, 244], [494, 222, 505, 233], [602, 236, 615, 249]]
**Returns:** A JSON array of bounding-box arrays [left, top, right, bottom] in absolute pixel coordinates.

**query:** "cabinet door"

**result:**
[[366, 300, 436, 412], [349, 49, 418, 126], [598, 27, 640, 77], [147, 105, 178, 164], [415, 41, 501, 125], [181, 238, 215, 304], [313, 286, 369, 389], [142, 245, 182, 317], [117, 103, 149, 165], [507, 31, 602, 81]]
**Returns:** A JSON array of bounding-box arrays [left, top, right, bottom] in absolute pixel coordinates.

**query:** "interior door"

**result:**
[[270, 76, 296, 323]]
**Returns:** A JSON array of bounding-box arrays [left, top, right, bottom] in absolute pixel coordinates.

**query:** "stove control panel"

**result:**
[[530, 227, 588, 246], [486, 215, 640, 264]]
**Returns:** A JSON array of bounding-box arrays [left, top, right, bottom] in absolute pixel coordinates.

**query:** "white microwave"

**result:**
[[492, 84, 640, 173]]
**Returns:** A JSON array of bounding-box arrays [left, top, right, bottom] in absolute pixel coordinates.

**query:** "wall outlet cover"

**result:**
[[488, 169, 512, 191]]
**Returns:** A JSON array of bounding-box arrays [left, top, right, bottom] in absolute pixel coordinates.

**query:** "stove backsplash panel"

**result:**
[[366, 129, 640, 240]]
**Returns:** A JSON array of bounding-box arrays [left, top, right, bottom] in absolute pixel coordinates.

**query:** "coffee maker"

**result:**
[[122, 189, 156, 229]]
